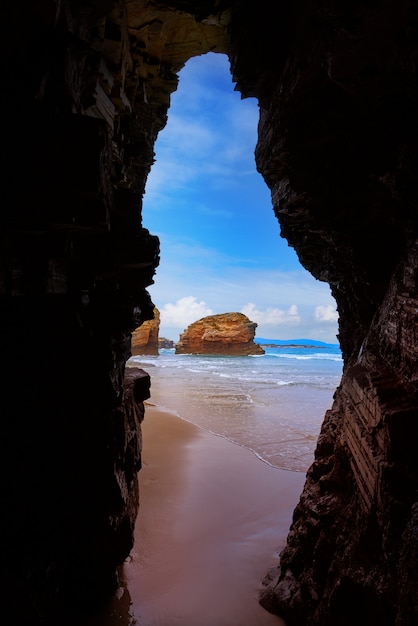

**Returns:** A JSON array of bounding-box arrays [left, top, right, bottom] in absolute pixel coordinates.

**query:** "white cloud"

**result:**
[[315, 304, 339, 322], [241, 302, 301, 327], [149, 258, 340, 344], [195, 203, 233, 219], [160, 296, 214, 329], [157, 113, 216, 157]]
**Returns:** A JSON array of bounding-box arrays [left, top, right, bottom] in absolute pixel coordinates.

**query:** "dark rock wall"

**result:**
[[248, 2, 418, 624], [250, 0, 418, 361], [0, 1, 417, 624], [0, 2, 160, 623]]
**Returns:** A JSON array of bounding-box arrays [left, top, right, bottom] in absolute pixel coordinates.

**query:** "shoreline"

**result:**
[[123, 403, 306, 626], [143, 399, 304, 472]]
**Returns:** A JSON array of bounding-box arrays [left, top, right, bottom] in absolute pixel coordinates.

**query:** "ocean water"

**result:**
[[127, 343, 343, 473]]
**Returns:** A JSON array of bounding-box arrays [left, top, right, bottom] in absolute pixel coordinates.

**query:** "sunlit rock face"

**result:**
[[0, 1, 417, 624], [175, 312, 265, 355], [131, 307, 160, 355]]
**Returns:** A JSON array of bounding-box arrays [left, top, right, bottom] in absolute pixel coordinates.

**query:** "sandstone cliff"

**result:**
[[131, 308, 160, 355], [175, 312, 265, 356]]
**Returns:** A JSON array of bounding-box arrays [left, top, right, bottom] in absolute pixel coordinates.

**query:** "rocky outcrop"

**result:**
[[131, 308, 160, 355], [159, 337, 175, 349], [175, 312, 265, 355], [1, 1, 418, 625], [259, 243, 418, 626]]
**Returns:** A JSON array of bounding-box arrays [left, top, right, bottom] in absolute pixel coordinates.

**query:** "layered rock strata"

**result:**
[[175, 312, 265, 355], [1, 1, 418, 625], [252, 3, 418, 623], [131, 307, 160, 355]]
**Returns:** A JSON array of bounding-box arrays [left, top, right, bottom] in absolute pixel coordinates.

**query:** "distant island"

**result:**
[[255, 338, 340, 349], [259, 344, 334, 349]]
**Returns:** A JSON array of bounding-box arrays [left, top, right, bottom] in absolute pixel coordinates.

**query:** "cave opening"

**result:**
[[2, 3, 418, 625], [116, 51, 344, 623], [143, 51, 340, 347], [133, 48, 343, 474], [137, 49, 342, 440]]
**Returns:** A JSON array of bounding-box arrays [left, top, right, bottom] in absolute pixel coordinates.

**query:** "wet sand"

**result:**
[[121, 403, 306, 626]]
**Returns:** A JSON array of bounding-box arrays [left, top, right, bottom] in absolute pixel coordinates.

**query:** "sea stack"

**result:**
[[175, 312, 265, 356], [131, 307, 160, 355]]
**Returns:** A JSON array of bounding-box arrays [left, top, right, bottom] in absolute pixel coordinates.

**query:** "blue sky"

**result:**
[[142, 52, 339, 344]]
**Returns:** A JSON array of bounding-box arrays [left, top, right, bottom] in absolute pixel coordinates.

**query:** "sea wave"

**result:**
[[266, 352, 343, 362], [127, 346, 343, 472]]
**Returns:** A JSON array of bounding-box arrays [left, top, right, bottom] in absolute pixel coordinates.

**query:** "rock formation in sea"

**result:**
[[131, 307, 160, 355], [1, 2, 418, 625], [158, 337, 175, 349], [175, 312, 265, 355]]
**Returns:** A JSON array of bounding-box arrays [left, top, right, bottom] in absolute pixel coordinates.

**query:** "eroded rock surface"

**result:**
[[159, 337, 175, 349], [175, 312, 265, 355], [252, 2, 418, 624], [1, 1, 418, 625], [131, 307, 160, 355]]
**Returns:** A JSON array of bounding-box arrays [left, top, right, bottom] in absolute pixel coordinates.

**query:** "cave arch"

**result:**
[[1, 2, 417, 626], [143, 50, 339, 347]]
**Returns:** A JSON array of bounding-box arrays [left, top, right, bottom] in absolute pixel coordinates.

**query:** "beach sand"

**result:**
[[118, 402, 306, 626]]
